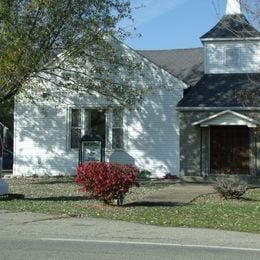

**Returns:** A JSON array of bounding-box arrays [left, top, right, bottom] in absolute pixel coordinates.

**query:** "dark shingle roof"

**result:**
[[201, 14, 260, 39], [177, 74, 260, 107], [138, 48, 203, 86]]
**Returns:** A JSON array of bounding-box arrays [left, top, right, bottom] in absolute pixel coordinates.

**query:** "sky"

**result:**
[[122, 0, 228, 50]]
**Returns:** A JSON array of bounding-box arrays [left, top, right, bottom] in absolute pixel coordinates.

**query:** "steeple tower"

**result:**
[[226, 0, 241, 15], [201, 0, 260, 40]]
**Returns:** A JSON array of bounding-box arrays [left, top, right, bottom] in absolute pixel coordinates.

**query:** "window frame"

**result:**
[[225, 47, 241, 68], [68, 107, 125, 151]]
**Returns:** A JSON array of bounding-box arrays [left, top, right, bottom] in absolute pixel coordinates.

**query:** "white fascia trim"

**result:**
[[192, 110, 259, 127], [201, 37, 260, 42], [177, 107, 260, 111]]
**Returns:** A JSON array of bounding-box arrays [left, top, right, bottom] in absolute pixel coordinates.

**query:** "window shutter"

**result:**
[[112, 108, 124, 150]]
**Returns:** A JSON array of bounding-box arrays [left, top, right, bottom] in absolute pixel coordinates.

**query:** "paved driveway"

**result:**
[[133, 183, 215, 205]]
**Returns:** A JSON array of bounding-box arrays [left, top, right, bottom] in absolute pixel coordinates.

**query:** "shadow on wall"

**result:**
[[124, 88, 181, 176], [109, 151, 135, 165], [14, 104, 78, 176]]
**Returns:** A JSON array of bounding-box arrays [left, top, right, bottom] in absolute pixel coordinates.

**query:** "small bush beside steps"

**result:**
[[214, 178, 248, 199]]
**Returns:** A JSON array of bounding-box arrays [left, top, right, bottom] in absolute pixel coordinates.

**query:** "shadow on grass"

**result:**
[[0, 193, 25, 200], [124, 201, 187, 207], [31, 180, 74, 185], [25, 196, 92, 202], [231, 197, 259, 202], [0, 194, 92, 202]]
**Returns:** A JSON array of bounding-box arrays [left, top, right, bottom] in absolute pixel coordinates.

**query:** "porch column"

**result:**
[[254, 127, 260, 177], [201, 127, 210, 176]]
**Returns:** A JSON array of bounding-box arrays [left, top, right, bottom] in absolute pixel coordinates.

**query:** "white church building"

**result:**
[[13, 0, 260, 181]]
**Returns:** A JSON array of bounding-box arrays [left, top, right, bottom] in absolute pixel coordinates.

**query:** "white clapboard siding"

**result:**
[[13, 41, 185, 177], [110, 88, 182, 176], [204, 41, 260, 74]]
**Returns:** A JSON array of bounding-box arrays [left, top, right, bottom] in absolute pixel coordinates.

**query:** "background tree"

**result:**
[[242, 0, 259, 28], [0, 100, 13, 130], [0, 0, 144, 106]]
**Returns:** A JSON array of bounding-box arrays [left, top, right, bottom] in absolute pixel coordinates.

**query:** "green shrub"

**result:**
[[136, 170, 152, 179], [214, 178, 248, 199]]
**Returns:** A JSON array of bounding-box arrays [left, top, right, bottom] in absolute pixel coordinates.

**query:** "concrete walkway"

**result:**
[[129, 183, 215, 206]]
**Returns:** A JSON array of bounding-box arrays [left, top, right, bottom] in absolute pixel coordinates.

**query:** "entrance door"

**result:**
[[210, 126, 250, 174]]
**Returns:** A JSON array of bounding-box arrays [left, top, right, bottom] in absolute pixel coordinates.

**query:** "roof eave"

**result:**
[[176, 107, 260, 111], [201, 37, 260, 42]]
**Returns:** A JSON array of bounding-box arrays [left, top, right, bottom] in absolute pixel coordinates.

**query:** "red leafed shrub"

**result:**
[[75, 162, 139, 204]]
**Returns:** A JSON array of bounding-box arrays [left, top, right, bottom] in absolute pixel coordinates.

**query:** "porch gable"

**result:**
[[192, 110, 259, 128]]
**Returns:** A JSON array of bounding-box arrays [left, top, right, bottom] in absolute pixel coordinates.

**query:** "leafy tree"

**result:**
[[0, 99, 13, 130], [0, 0, 144, 106]]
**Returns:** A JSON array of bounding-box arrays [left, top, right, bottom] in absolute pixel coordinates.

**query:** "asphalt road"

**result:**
[[0, 211, 260, 260], [1, 237, 260, 260]]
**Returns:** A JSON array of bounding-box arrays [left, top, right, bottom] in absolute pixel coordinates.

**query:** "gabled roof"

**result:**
[[177, 73, 260, 108], [138, 48, 203, 86], [201, 14, 260, 40], [192, 110, 259, 128]]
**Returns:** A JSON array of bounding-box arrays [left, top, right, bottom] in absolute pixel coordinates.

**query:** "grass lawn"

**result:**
[[0, 177, 260, 233]]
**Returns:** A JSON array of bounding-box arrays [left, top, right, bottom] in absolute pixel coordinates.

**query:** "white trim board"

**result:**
[[201, 37, 260, 42], [192, 110, 259, 128], [177, 107, 260, 111]]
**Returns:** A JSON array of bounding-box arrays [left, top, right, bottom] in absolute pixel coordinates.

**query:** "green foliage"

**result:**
[[136, 170, 152, 179], [0, 0, 144, 105], [214, 178, 248, 200], [0, 99, 13, 130]]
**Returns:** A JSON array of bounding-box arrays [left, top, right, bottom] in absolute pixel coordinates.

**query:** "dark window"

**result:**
[[71, 109, 81, 148], [226, 47, 240, 67]]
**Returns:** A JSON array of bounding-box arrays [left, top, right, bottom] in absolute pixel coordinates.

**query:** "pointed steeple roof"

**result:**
[[201, 14, 260, 39], [201, 0, 260, 40]]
